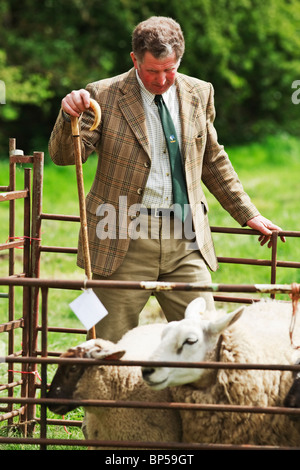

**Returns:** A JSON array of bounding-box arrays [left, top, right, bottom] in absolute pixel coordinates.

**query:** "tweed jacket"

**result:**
[[48, 68, 259, 276]]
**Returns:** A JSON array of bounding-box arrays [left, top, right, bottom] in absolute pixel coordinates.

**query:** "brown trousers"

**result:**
[[92, 213, 214, 342]]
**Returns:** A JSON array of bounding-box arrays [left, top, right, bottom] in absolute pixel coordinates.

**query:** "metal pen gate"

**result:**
[[0, 139, 300, 450]]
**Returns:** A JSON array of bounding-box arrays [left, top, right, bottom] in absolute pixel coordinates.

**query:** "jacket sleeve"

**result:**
[[48, 85, 101, 166], [201, 83, 260, 227]]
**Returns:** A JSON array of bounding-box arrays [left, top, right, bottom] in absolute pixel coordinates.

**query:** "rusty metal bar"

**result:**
[[211, 227, 300, 237], [38, 326, 86, 334], [9, 155, 34, 164], [0, 190, 28, 202], [270, 232, 278, 298], [217, 256, 273, 266], [39, 287, 48, 449], [217, 258, 300, 269], [40, 245, 77, 254], [2, 354, 300, 372], [7, 138, 16, 426], [0, 240, 25, 251], [27, 151, 44, 434], [0, 407, 25, 422], [37, 417, 82, 427], [212, 295, 258, 304], [0, 435, 296, 450], [40, 213, 80, 222], [1, 396, 300, 418], [0, 277, 298, 294], [44, 246, 299, 261], [26, 152, 44, 433], [0, 319, 24, 333], [19, 167, 32, 433], [0, 380, 23, 392]]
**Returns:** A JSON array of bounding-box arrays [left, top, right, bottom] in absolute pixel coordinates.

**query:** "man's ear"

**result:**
[[130, 52, 138, 69]]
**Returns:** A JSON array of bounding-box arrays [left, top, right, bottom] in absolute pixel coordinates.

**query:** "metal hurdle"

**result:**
[[0, 138, 43, 435], [0, 138, 300, 449]]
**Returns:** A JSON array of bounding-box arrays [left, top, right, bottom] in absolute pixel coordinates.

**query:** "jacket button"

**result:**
[[137, 188, 143, 195], [144, 161, 150, 168]]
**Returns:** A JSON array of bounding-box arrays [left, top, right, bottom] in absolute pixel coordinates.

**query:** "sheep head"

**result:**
[[47, 339, 125, 415], [142, 298, 244, 390]]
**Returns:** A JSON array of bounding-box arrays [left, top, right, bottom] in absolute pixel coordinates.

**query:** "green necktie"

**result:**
[[154, 94, 189, 221]]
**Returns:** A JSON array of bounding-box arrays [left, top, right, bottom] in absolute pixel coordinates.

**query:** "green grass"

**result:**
[[211, 135, 300, 287], [0, 133, 299, 449]]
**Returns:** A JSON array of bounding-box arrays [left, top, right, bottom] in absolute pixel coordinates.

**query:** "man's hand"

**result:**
[[247, 215, 286, 248], [61, 89, 91, 117]]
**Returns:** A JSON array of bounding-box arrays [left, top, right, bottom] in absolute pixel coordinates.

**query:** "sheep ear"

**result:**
[[185, 297, 206, 320], [103, 350, 126, 361], [207, 307, 244, 335], [90, 348, 126, 360]]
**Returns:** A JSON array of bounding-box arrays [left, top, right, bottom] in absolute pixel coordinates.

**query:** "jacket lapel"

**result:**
[[176, 74, 201, 164], [117, 70, 201, 164], [118, 69, 151, 159]]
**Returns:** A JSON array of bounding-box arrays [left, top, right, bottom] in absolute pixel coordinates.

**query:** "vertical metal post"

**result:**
[[20, 167, 32, 434], [30, 152, 44, 354], [8, 138, 16, 425], [27, 151, 44, 434], [270, 231, 278, 299], [40, 286, 48, 450]]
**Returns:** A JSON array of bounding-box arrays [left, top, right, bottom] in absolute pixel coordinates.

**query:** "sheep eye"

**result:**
[[184, 337, 198, 346]]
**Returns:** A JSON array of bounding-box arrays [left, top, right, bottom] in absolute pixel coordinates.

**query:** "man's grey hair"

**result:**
[[132, 16, 185, 63]]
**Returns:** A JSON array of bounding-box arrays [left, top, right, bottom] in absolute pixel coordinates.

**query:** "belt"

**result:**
[[139, 207, 174, 218]]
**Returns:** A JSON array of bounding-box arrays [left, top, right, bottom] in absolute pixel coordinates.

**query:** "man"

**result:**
[[49, 16, 283, 341]]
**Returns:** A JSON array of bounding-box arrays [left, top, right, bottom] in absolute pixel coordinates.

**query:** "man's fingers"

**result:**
[[258, 234, 271, 246], [247, 215, 286, 247], [61, 98, 80, 117], [62, 89, 90, 117], [258, 233, 286, 248]]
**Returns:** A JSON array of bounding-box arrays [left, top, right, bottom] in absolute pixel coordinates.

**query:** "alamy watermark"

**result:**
[[0, 80, 5, 104], [94, 196, 203, 250], [291, 80, 300, 104]]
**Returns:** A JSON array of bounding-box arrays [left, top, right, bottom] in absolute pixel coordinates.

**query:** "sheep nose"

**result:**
[[142, 367, 155, 380]]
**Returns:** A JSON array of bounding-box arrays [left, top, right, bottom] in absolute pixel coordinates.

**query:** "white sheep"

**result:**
[[142, 298, 300, 447], [47, 322, 182, 449]]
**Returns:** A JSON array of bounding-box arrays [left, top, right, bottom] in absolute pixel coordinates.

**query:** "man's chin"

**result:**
[[148, 85, 172, 95]]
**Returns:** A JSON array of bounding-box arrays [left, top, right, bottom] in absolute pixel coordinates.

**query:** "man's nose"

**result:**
[[156, 73, 167, 85]]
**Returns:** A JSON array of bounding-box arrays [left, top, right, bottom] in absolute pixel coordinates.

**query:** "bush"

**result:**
[[1, 0, 300, 154]]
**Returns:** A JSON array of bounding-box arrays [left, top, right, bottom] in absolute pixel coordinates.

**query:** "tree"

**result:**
[[0, 0, 300, 155]]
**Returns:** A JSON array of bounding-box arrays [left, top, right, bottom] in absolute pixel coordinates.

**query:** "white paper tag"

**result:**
[[69, 288, 108, 331]]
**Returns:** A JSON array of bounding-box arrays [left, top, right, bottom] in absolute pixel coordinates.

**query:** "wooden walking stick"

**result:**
[[70, 99, 101, 340]]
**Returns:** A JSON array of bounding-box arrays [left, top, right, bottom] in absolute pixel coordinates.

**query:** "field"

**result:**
[[0, 133, 299, 449]]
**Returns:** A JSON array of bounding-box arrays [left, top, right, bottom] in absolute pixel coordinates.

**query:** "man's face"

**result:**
[[130, 51, 179, 95]]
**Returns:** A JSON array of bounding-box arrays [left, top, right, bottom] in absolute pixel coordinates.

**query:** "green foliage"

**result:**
[[174, 0, 300, 142], [0, 0, 300, 154], [0, 50, 53, 121]]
